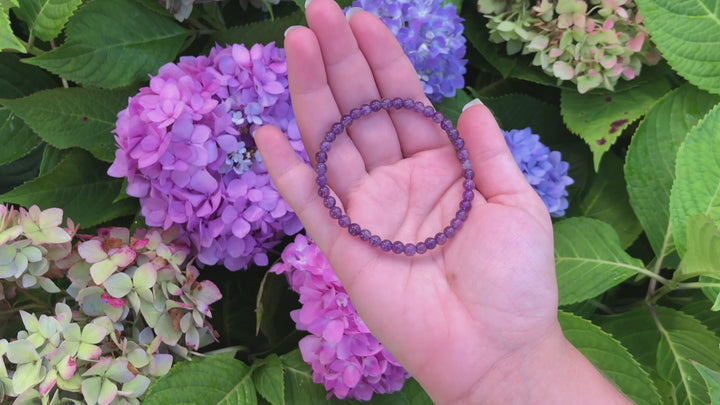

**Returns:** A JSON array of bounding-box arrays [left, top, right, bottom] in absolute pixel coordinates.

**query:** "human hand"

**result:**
[[256, 1, 627, 403]]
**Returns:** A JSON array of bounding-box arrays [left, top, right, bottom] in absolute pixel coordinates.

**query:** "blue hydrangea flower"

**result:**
[[502, 128, 574, 217], [351, 0, 467, 102]]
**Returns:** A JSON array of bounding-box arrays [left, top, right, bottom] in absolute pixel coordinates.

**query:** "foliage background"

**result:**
[[2, 0, 720, 403]]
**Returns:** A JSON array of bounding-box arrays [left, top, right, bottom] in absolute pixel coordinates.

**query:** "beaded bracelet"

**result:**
[[314, 97, 474, 256]]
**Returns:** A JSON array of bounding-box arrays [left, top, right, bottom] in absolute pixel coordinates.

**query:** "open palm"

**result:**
[[256, 0, 561, 402]]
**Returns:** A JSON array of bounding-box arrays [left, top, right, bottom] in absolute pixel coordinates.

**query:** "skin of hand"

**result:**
[[255, 0, 632, 403]]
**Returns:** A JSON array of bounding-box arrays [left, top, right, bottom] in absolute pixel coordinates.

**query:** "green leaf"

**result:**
[[0, 149, 138, 228], [1, 87, 135, 162], [675, 215, 720, 280], [635, 0, 720, 95], [554, 217, 646, 306], [0, 53, 57, 99], [24, 0, 188, 89], [561, 76, 671, 169], [255, 271, 293, 342], [691, 361, 720, 403], [0, 145, 41, 194], [252, 354, 284, 405], [211, 10, 305, 50], [625, 84, 720, 268], [14, 0, 82, 41], [569, 152, 641, 248], [0, 108, 41, 165], [435, 88, 472, 125], [654, 306, 720, 405], [143, 356, 257, 405], [558, 310, 661, 405], [1, 1, 24, 52], [670, 102, 720, 257]]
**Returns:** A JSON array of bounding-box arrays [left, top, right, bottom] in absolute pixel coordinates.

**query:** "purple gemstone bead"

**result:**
[[463, 190, 475, 201], [350, 108, 362, 119], [315, 175, 327, 187], [425, 237, 437, 250], [370, 235, 382, 247], [315, 151, 327, 163], [332, 123, 344, 135], [443, 226, 456, 238], [457, 149, 469, 160], [320, 141, 331, 152], [404, 243, 417, 256], [441, 119, 453, 130], [432, 112, 444, 123], [403, 98, 415, 109], [423, 106, 435, 118], [450, 218, 463, 230], [380, 239, 393, 252], [461, 159, 472, 170], [380, 98, 392, 109], [370, 100, 382, 111], [360, 229, 372, 241], [329, 207, 342, 219], [323, 196, 335, 208], [338, 215, 351, 228], [464, 169, 475, 179], [392, 241, 405, 254], [415, 242, 427, 254], [456, 209, 468, 221], [460, 200, 471, 211], [447, 129, 459, 141], [392, 98, 404, 109], [317, 186, 330, 198], [325, 132, 336, 142], [348, 223, 361, 236], [463, 179, 474, 191], [341, 115, 353, 127], [360, 104, 372, 116], [455, 138, 465, 149], [413, 101, 425, 113], [436, 233, 448, 245], [316, 162, 327, 175]]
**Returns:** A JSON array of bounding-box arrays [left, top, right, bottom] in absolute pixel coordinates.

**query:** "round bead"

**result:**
[[316, 98, 474, 256]]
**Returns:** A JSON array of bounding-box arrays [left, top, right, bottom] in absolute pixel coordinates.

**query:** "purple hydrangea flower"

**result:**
[[502, 128, 574, 217], [108, 43, 308, 271], [271, 234, 410, 401], [351, 0, 467, 102]]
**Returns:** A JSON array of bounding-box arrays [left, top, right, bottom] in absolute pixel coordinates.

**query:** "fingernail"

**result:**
[[304, 0, 313, 8], [462, 98, 484, 112], [345, 7, 363, 21], [284, 25, 302, 37]]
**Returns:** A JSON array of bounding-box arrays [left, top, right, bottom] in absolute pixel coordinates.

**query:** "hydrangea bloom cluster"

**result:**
[[503, 128, 574, 217], [108, 42, 308, 271], [351, 0, 467, 102], [0, 206, 222, 404], [477, 0, 661, 93], [271, 234, 409, 401], [0, 205, 74, 296]]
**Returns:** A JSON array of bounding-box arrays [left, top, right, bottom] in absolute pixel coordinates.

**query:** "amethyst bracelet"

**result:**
[[315, 97, 474, 256]]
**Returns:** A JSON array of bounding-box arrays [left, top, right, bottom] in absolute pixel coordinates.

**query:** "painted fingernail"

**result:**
[[304, 0, 313, 8], [284, 25, 303, 37], [462, 98, 484, 112], [345, 7, 363, 21]]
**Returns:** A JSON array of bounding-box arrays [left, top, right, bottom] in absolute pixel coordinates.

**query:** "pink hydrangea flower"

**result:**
[[108, 43, 308, 271], [271, 234, 410, 401]]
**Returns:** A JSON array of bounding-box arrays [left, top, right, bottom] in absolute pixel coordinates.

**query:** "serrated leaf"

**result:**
[[670, 102, 720, 257], [1, 3, 24, 52], [24, 0, 188, 88], [0, 109, 41, 165], [691, 361, 720, 403], [625, 85, 720, 268], [143, 355, 257, 405], [558, 310, 661, 405], [654, 306, 720, 405], [252, 354, 284, 405], [570, 152, 641, 248], [0, 149, 138, 228], [211, 10, 305, 50], [554, 217, 646, 305], [1, 87, 135, 162], [675, 215, 720, 280], [561, 76, 671, 169], [0, 53, 57, 99], [0, 145, 41, 194], [14, 0, 82, 41], [635, 0, 720, 95]]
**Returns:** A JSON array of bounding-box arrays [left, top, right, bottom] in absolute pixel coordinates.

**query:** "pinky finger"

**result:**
[[255, 124, 342, 250]]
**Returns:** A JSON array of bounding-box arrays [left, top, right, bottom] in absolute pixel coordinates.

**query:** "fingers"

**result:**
[[458, 102, 538, 206], [255, 125, 340, 250], [348, 10, 449, 156], [305, 1, 403, 169], [284, 26, 367, 198]]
